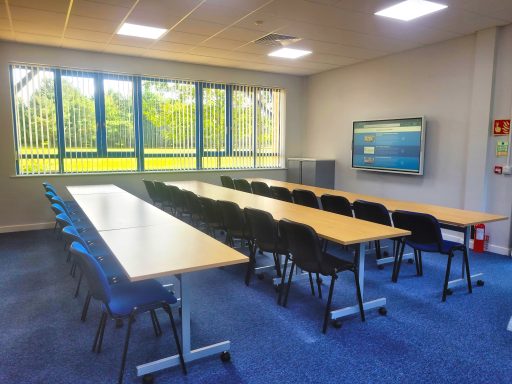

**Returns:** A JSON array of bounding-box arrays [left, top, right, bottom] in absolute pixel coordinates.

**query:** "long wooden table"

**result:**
[[247, 178, 508, 288], [165, 180, 410, 322], [67, 184, 248, 377]]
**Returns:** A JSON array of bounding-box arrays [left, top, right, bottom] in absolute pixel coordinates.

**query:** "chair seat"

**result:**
[[406, 239, 464, 254], [108, 280, 177, 317], [257, 236, 288, 254], [322, 253, 355, 274]]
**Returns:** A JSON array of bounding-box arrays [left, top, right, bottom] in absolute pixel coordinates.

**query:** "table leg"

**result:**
[[136, 273, 230, 376], [330, 243, 387, 320], [447, 226, 483, 289]]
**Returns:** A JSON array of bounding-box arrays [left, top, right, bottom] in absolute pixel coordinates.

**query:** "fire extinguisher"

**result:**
[[473, 223, 485, 253]]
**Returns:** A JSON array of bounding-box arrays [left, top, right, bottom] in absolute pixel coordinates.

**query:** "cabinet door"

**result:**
[[301, 160, 317, 186]]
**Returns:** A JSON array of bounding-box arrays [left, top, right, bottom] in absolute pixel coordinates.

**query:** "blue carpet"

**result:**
[[0, 229, 511, 384]]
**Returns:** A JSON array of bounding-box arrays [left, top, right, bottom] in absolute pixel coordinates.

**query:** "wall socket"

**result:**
[[503, 165, 512, 175]]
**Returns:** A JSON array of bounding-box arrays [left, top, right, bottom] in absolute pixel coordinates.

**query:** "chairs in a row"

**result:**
[[42, 182, 186, 383]]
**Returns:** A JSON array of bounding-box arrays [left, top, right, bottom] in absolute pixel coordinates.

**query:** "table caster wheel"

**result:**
[[332, 320, 342, 329], [257, 273, 264, 280], [407, 259, 414, 264], [476, 280, 484, 287], [220, 351, 231, 362], [378, 265, 384, 270], [446, 288, 453, 296], [378, 307, 387, 316], [115, 319, 124, 328], [142, 374, 154, 384]]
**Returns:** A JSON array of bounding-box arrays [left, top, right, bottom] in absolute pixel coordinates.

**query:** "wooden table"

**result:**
[[247, 178, 508, 288], [165, 180, 410, 322], [67, 184, 247, 377]]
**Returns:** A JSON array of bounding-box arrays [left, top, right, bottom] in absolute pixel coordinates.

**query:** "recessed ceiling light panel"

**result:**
[[117, 22, 167, 39], [268, 48, 312, 59], [375, 0, 447, 21]]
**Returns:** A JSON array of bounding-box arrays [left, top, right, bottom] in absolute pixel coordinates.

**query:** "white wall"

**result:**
[[0, 42, 307, 231], [304, 27, 512, 254]]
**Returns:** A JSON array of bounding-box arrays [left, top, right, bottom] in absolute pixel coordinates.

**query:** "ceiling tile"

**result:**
[[106, 43, 147, 55], [15, 32, 62, 45], [203, 0, 275, 12], [160, 31, 206, 45], [173, 18, 226, 36], [8, 0, 71, 13], [0, 18, 11, 30], [13, 21, 64, 36], [64, 28, 112, 43], [150, 40, 195, 53], [71, 0, 130, 21], [61, 38, 107, 51], [190, 3, 251, 25], [127, 0, 202, 28], [67, 15, 119, 33], [0, 29, 14, 39], [110, 34, 156, 47], [10, 6, 66, 23], [197, 37, 246, 50], [216, 27, 268, 42]]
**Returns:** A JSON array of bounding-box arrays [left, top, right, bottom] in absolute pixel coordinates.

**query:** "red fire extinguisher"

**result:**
[[473, 223, 485, 253]]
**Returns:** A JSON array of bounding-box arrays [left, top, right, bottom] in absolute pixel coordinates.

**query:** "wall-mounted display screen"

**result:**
[[352, 117, 425, 175]]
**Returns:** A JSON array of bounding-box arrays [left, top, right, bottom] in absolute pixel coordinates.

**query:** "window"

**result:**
[[9, 64, 284, 175]]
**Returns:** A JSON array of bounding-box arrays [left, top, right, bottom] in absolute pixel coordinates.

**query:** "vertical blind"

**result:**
[[10, 63, 284, 175]]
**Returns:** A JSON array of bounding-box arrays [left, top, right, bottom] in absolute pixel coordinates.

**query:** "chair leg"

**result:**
[[316, 273, 322, 299], [392, 241, 406, 283], [418, 250, 423, 276], [74, 269, 83, 298], [273, 253, 282, 277], [277, 255, 289, 305], [308, 273, 315, 296], [354, 269, 365, 322], [375, 240, 381, 259], [442, 252, 454, 302], [244, 245, 256, 286], [322, 275, 337, 334], [283, 262, 295, 308], [92, 311, 107, 352], [97, 312, 108, 353], [118, 314, 135, 384], [463, 248, 472, 294], [391, 239, 402, 282], [164, 304, 187, 375], [414, 249, 420, 275], [150, 310, 162, 337], [81, 292, 91, 322]]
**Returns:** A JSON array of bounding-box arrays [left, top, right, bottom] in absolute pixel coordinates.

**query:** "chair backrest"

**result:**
[[62, 225, 90, 252], [51, 196, 70, 215], [198, 197, 223, 226], [154, 181, 169, 204], [233, 179, 252, 193], [142, 179, 159, 203], [244, 207, 278, 250], [166, 185, 185, 211], [251, 181, 272, 197], [270, 186, 293, 203], [218, 200, 246, 233], [56, 213, 73, 228], [353, 200, 392, 226], [278, 219, 323, 273], [320, 194, 353, 217], [45, 191, 56, 203], [292, 189, 320, 209], [51, 203, 66, 216], [220, 175, 235, 189], [43, 183, 58, 194], [391, 210, 443, 249], [70, 242, 111, 303], [182, 190, 202, 216]]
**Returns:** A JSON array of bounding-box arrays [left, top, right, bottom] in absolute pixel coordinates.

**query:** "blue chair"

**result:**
[[45, 190, 56, 203], [43, 183, 58, 195], [391, 210, 472, 301], [70, 242, 186, 383]]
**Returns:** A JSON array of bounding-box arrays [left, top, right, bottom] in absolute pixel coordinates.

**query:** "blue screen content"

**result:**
[[352, 118, 423, 173]]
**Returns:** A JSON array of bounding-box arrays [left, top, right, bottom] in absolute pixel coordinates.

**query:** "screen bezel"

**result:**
[[351, 117, 426, 176]]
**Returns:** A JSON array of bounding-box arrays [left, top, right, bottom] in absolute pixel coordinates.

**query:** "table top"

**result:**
[[67, 185, 247, 281], [246, 178, 508, 227], [165, 180, 409, 246], [67, 184, 124, 195]]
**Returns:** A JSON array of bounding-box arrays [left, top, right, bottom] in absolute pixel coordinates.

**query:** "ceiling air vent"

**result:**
[[254, 33, 302, 47]]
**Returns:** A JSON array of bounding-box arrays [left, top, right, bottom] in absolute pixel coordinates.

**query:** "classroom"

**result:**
[[0, 1, 511, 383]]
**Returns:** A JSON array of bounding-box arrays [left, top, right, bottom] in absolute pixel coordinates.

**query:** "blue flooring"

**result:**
[[0, 229, 511, 383]]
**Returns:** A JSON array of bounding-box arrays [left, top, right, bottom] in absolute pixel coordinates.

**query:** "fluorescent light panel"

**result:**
[[117, 22, 167, 39], [375, 0, 447, 21], [268, 48, 312, 59]]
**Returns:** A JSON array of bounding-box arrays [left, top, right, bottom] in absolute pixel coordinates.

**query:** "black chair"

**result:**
[[233, 179, 252, 193], [391, 210, 472, 301], [278, 219, 365, 333], [244, 208, 288, 286], [142, 179, 161, 206], [251, 181, 272, 197], [320, 194, 353, 217], [198, 197, 224, 237], [220, 175, 235, 189], [182, 190, 203, 227], [270, 186, 293, 203], [218, 200, 252, 248], [292, 189, 320, 209], [353, 200, 396, 262], [166, 185, 190, 219], [154, 181, 173, 212]]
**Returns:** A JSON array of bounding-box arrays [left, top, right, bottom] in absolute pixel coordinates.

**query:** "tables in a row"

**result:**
[[247, 178, 508, 289], [165, 180, 410, 321], [67, 184, 248, 377]]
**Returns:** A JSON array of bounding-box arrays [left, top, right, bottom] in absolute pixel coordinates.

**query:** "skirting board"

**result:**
[[0, 222, 54, 234], [442, 232, 511, 256]]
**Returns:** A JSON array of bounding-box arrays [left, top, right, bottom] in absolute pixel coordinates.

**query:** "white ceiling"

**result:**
[[0, 0, 511, 75]]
